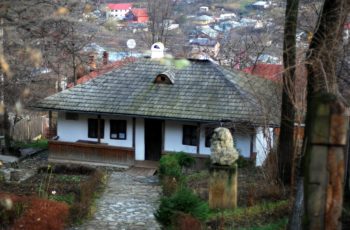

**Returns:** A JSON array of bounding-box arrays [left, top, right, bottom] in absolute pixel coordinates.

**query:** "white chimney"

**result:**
[[151, 42, 165, 59]]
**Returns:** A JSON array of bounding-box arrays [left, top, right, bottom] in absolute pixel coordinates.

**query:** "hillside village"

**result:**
[[0, 0, 350, 229]]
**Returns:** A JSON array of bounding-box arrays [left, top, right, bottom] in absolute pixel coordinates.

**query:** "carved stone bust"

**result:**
[[210, 127, 239, 166]]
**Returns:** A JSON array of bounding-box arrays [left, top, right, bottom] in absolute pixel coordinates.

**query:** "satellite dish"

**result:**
[[126, 39, 136, 49]]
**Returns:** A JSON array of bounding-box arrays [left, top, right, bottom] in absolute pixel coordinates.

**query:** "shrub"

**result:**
[[175, 152, 196, 169], [155, 187, 209, 226], [68, 169, 106, 224], [237, 156, 255, 168], [12, 197, 69, 230], [159, 154, 182, 179]]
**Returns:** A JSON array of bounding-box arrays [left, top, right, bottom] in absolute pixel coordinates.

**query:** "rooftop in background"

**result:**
[[131, 8, 148, 18], [107, 3, 133, 10], [243, 64, 283, 81], [189, 37, 217, 47], [67, 57, 135, 88]]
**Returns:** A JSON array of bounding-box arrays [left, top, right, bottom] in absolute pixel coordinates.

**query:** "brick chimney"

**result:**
[[88, 53, 97, 72], [103, 51, 109, 65]]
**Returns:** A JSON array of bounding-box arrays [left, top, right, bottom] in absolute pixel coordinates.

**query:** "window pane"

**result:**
[[88, 119, 104, 139], [182, 125, 197, 146], [110, 120, 127, 140]]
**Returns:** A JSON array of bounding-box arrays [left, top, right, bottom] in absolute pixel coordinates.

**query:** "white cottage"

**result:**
[[34, 46, 280, 167]]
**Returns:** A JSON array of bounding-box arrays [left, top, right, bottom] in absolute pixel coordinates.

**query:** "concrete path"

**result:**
[[72, 171, 161, 230]]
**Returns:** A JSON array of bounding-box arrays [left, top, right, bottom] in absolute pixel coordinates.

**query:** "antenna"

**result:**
[[126, 39, 136, 59], [126, 39, 136, 49]]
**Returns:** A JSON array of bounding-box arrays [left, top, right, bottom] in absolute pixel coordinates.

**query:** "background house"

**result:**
[[106, 3, 133, 20], [188, 37, 220, 58], [125, 8, 149, 23]]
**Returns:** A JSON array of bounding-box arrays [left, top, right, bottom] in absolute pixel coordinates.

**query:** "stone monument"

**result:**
[[209, 127, 238, 209]]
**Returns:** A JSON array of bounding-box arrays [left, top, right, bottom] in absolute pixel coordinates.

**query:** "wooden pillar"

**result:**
[[48, 110, 52, 138], [209, 164, 238, 209], [161, 120, 165, 154], [97, 115, 101, 144], [197, 123, 200, 154], [132, 117, 136, 149]]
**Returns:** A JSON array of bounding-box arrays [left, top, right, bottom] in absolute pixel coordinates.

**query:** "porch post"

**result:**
[[132, 117, 136, 148], [97, 115, 101, 143], [197, 122, 200, 154], [48, 110, 52, 138], [161, 120, 165, 154]]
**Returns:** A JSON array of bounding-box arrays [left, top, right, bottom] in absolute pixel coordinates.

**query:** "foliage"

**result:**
[[155, 187, 209, 226], [68, 169, 107, 224], [175, 152, 196, 169], [56, 175, 83, 183], [240, 218, 288, 230], [209, 200, 290, 227], [12, 197, 69, 230], [236, 156, 255, 168], [38, 164, 54, 198], [49, 193, 75, 205], [159, 154, 182, 179]]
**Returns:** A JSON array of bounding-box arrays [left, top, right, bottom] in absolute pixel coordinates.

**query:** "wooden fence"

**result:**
[[12, 115, 49, 141]]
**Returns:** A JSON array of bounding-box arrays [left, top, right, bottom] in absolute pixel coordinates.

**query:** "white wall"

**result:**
[[57, 113, 133, 147], [164, 120, 198, 154], [255, 127, 274, 166], [135, 118, 145, 160], [235, 133, 252, 158]]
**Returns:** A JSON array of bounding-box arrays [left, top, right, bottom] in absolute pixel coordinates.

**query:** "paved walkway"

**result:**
[[72, 171, 161, 230]]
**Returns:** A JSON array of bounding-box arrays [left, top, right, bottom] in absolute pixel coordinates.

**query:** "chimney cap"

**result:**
[[151, 42, 165, 59]]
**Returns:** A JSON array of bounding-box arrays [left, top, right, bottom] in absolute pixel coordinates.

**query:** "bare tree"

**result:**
[[146, 0, 174, 46], [277, 0, 299, 185]]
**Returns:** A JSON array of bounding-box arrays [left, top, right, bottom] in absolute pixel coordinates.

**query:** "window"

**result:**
[[110, 120, 127, 140], [182, 125, 198, 146], [88, 119, 105, 138], [205, 127, 214, 147]]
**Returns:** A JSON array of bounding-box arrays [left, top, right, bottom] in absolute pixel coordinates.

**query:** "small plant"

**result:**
[[155, 187, 209, 226], [38, 164, 54, 198]]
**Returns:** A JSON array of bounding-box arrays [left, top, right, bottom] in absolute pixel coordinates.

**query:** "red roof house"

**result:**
[[107, 3, 133, 11], [131, 8, 149, 23], [242, 63, 283, 81]]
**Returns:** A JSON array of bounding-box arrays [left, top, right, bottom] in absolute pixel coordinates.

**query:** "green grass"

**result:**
[[14, 139, 48, 149], [239, 218, 288, 230], [56, 175, 84, 183], [49, 193, 75, 205], [209, 200, 290, 227]]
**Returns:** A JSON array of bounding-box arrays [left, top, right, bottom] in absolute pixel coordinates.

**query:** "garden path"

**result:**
[[71, 171, 161, 230]]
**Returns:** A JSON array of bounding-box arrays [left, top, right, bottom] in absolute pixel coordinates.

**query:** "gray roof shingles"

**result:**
[[34, 58, 280, 124]]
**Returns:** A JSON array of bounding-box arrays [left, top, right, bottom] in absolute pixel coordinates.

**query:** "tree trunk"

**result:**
[[302, 0, 350, 229], [278, 0, 299, 185]]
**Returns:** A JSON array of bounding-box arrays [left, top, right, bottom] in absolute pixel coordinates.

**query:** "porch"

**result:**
[[48, 140, 135, 167]]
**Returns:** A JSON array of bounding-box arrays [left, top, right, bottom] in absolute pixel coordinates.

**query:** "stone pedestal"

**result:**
[[209, 164, 237, 209]]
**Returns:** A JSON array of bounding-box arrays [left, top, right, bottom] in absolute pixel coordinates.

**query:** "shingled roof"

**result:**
[[34, 58, 280, 124]]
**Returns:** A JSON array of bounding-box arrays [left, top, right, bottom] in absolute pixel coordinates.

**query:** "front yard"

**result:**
[[155, 153, 291, 230], [0, 151, 107, 229]]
